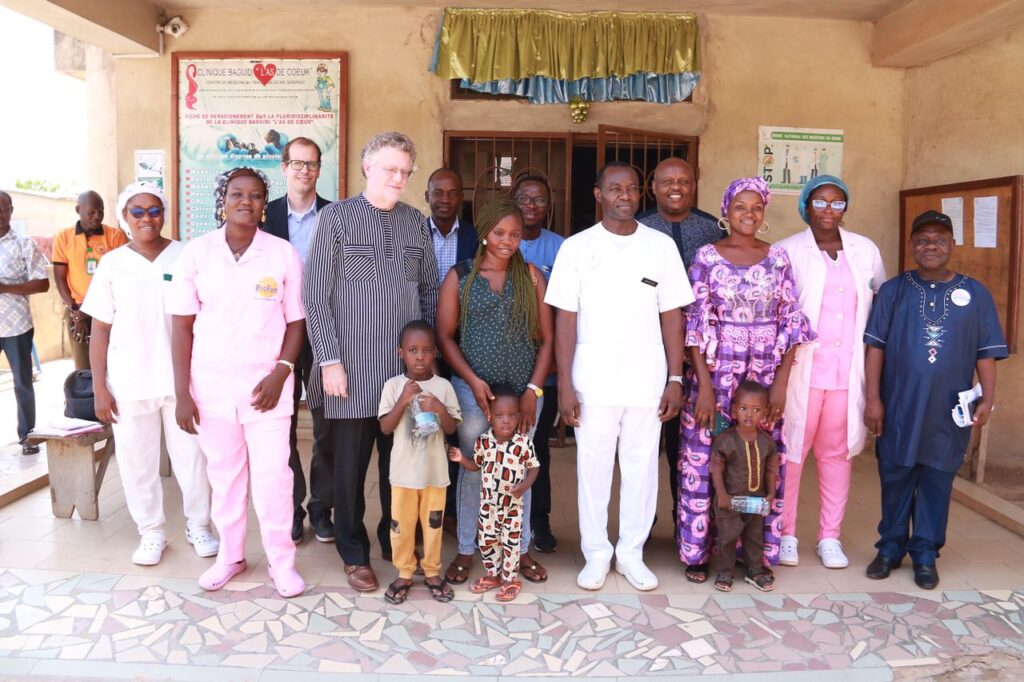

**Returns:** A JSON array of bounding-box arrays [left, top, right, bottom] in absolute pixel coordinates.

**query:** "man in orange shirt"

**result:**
[[51, 191, 128, 369]]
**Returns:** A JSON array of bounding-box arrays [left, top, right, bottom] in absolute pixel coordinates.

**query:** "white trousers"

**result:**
[[576, 404, 660, 565], [111, 395, 212, 537]]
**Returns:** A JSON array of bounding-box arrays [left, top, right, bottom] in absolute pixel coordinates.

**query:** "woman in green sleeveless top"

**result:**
[[436, 198, 554, 586]]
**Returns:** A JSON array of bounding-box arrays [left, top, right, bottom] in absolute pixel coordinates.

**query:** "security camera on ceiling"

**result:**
[[161, 16, 189, 38]]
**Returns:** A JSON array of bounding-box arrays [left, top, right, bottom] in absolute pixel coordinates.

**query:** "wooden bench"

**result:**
[[28, 427, 115, 520]]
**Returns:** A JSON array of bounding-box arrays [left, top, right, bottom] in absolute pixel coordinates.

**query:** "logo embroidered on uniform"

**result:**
[[254, 277, 279, 299]]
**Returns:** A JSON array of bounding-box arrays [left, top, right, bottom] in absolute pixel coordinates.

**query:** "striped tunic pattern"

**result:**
[[303, 194, 440, 419]]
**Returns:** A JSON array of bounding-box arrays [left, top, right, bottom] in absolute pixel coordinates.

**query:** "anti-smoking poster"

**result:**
[[758, 127, 843, 196], [174, 53, 346, 240]]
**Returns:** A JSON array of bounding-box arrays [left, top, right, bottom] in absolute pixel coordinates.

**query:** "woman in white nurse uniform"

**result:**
[[82, 182, 218, 566]]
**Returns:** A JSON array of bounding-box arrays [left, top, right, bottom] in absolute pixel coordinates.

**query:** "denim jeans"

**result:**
[[452, 376, 540, 556], [0, 329, 35, 441]]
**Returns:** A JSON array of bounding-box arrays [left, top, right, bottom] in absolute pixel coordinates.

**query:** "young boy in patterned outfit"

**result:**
[[449, 385, 539, 602]]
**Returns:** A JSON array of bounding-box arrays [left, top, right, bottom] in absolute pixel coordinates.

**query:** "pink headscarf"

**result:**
[[720, 177, 771, 217]]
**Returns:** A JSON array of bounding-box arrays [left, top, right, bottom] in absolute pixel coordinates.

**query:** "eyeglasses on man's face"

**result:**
[[285, 160, 321, 171], [379, 166, 414, 179], [514, 195, 549, 208]]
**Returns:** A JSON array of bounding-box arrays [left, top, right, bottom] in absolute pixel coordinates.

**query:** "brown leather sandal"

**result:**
[[520, 554, 548, 583], [444, 553, 473, 584]]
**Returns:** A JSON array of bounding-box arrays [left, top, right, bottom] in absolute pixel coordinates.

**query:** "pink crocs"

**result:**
[[198, 560, 247, 591], [268, 565, 305, 598]]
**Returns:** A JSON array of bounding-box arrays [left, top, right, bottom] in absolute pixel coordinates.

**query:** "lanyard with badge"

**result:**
[[85, 235, 98, 275]]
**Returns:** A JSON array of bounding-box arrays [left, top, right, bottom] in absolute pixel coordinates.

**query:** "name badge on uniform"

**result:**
[[254, 276, 280, 301], [641, 277, 658, 287], [163, 273, 173, 281]]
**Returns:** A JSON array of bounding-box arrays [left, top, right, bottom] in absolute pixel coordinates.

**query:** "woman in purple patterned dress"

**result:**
[[677, 178, 814, 584]]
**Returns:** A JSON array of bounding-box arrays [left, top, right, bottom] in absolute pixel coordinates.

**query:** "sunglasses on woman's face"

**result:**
[[127, 207, 164, 218], [810, 199, 847, 211]]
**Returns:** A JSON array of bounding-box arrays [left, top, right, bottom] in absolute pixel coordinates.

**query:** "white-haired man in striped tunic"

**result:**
[[304, 132, 440, 592]]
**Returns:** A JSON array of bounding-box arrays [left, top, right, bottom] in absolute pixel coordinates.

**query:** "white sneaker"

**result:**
[[615, 559, 659, 591], [817, 538, 849, 569], [779, 535, 799, 566], [577, 561, 611, 590], [186, 527, 220, 558], [132, 533, 167, 566]]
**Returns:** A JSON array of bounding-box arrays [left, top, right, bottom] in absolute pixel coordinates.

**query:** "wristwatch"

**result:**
[[667, 375, 684, 385], [527, 382, 544, 398]]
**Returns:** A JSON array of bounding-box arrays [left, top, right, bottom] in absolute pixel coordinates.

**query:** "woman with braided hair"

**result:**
[[436, 198, 554, 587]]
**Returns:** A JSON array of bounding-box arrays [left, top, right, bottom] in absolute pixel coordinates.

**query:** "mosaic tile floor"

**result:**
[[1, 422, 1024, 679], [0, 567, 1022, 680]]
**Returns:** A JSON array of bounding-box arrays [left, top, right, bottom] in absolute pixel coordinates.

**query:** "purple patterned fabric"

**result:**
[[720, 177, 772, 217], [677, 244, 814, 567]]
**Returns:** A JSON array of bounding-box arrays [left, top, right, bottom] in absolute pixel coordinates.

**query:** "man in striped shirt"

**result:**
[[304, 132, 440, 592]]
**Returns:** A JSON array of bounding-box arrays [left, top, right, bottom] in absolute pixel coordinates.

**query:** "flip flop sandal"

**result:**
[[425, 578, 454, 603], [685, 564, 709, 584], [713, 574, 733, 592], [445, 554, 473, 584], [384, 579, 412, 605], [496, 580, 522, 602], [520, 556, 548, 583], [745, 570, 775, 592], [469, 575, 503, 594]]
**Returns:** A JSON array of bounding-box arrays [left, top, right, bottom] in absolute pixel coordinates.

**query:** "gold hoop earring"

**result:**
[[758, 222, 770, 234], [261, 209, 267, 224], [220, 209, 226, 221], [718, 217, 730, 232]]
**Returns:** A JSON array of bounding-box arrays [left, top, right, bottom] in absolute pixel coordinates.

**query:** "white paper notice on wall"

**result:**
[[973, 196, 998, 248], [941, 197, 965, 245]]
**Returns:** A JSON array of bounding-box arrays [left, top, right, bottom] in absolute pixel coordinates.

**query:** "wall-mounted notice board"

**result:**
[[899, 176, 1023, 353]]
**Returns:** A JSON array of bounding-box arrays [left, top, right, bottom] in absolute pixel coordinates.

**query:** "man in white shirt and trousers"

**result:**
[[545, 161, 693, 591]]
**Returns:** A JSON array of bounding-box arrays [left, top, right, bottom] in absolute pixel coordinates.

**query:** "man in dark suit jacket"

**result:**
[[424, 167, 478, 526], [424, 168, 477, 283], [261, 136, 335, 544]]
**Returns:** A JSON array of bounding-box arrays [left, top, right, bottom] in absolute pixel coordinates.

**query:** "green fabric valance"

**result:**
[[432, 8, 700, 83]]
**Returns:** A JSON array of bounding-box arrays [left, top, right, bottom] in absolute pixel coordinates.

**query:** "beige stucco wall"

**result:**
[[903, 24, 1024, 458], [5, 190, 77, 238], [112, 8, 905, 272]]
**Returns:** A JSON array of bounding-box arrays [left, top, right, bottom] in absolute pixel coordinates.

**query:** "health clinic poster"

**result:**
[[176, 56, 342, 240], [758, 127, 843, 196]]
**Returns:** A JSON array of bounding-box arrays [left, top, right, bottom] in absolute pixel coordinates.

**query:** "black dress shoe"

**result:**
[[913, 563, 939, 590], [291, 517, 304, 543], [311, 515, 335, 543], [866, 554, 902, 579], [20, 440, 40, 455]]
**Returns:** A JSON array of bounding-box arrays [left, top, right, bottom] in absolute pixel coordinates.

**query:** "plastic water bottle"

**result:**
[[410, 395, 440, 438], [730, 496, 770, 516]]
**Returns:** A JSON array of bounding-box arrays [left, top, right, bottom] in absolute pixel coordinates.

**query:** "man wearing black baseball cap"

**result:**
[[861, 209, 1008, 589]]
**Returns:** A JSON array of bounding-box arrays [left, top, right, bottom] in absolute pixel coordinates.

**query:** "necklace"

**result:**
[[743, 436, 761, 493], [128, 240, 167, 261]]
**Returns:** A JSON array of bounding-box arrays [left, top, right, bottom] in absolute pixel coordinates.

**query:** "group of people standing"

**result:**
[[0, 128, 1005, 600]]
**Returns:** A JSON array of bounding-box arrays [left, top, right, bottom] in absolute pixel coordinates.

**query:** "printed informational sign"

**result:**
[[134, 150, 165, 189], [758, 127, 844, 196], [173, 53, 347, 240]]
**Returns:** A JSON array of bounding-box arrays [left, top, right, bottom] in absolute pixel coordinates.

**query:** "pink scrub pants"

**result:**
[[197, 415, 296, 570], [781, 388, 852, 541]]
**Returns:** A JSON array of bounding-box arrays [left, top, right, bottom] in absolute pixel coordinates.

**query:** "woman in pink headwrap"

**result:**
[[676, 178, 814, 586]]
